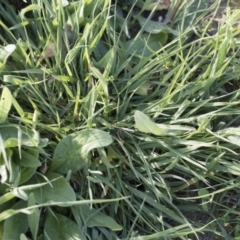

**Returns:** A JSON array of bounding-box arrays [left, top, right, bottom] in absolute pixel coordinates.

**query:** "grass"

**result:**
[[1, 0, 240, 239]]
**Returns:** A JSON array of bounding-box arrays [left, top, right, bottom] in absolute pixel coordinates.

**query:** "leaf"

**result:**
[[67, 2, 84, 26], [138, 16, 178, 35], [137, 0, 171, 10], [0, 125, 40, 148], [19, 4, 41, 19], [19, 167, 37, 185], [0, 164, 7, 184], [198, 189, 210, 199], [0, 87, 12, 124], [74, 205, 122, 231], [182, 0, 210, 30], [0, 44, 16, 64], [3, 75, 31, 85], [84, 0, 104, 17], [128, 186, 183, 223], [134, 110, 166, 136], [3, 200, 28, 240], [126, 33, 168, 57], [13, 149, 41, 168], [25, 172, 76, 204], [37, 235, 44, 240], [20, 233, 28, 240], [214, 161, 240, 176], [49, 129, 113, 174], [96, 48, 116, 77], [8, 152, 20, 183], [0, 192, 15, 207], [0, 221, 3, 239], [28, 193, 40, 240], [135, 82, 151, 95], [44, 212, 87, 240], [134, 110, 195, 136]]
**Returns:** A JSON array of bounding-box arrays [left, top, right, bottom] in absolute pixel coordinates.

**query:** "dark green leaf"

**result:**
[[0, 125, 40, 148], [19, 167, 37, 185], [28, 193, 40, 240], [25, 172, 76, 204], [49, 129, 113, 174], [3, 200, 28, 240], [138, 16, 178, 35], [74, 205, 122, 231], [13, 149, 41, 168], [44, 212, 87, 240], [126, 33, 168, 57]]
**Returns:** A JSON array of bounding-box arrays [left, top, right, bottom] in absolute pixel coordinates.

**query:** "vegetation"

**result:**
[[1, 0, 240, 239]]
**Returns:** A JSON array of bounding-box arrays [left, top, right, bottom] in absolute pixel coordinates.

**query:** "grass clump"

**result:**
[[1, 0, 240, 239]]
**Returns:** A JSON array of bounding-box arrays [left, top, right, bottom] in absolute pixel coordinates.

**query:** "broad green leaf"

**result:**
[[134, 110, 166, 135], [0, 125, 40, 148], [12, 187, 28, 201], [44, 212, 87, 240], [138, 16, 178, 35], [0, 192, 15, 206], [0, 164, 7, 183], [25, 172, 76, 204], [134, 110, 194, 136], [0, 197, 15, 220], [0, 87, 12, 124], [182, 0, 210, 30], [19, 167, 37, 185], [9, 156, 20, 184], [13, 149, 41, 168], [135, 82, 151, 95], [198, 189, 210, 199], [74, 205, 122, 231], [28, 194, 40, 240], [0, 179, 7, 195], [96, 48, 116, 77], [126, 33, 168, 57], [198, 189, 210, 211], [20, 234, 28, 240], [49, 129, 113, 174], [37, 235, 44, 240], [0, 44, 16, 64], [84, 0, 104, 17], [93, 40, 109, 62], [3, 200, 28, 240]]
